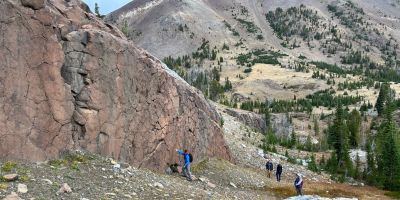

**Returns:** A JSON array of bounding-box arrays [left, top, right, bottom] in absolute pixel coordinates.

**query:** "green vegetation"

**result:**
[[235, 18, 260, 33], [120, 21, 129, 37], [240, 89, 363, 113], [223, 20, 240, 36], [308, 154, 319, 173], [1, 161, 17, 172], [310, 61, 349, 75], [237, 49, 287, 67], [325, 104, 354, 176], [266, 5, 320, 40], [163, 40, 231, 101], [94, 3, 105, 19], [369, 90, 400, 190], [0, 183, 8, 190], [48, 151, 93, 171]]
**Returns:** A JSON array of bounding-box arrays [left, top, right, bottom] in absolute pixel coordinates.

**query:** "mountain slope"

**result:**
[[107, 0, 400, 105], [107, 0, 400, 62]]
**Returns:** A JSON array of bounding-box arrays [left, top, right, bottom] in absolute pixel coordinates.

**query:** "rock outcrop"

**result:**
[[224, 108, 293, 137], [0, 0, 231, 171], [225, 109, 267, 133]]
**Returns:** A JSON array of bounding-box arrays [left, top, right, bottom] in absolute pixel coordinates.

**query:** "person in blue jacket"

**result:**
[[176, 149, 192, 180], [294, 173, 303, 196]]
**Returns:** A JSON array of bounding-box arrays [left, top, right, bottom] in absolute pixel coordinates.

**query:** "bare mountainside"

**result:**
[[0, 0, 231, 171], [107, 0, 400, 104], [107, 0, 400, 60]]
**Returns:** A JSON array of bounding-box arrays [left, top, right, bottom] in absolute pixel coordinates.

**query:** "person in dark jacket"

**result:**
[[176, 149, 192, 180], [294, 173, 303, 196], [265, 160, 273, 178], [276, 163, 283, 182]]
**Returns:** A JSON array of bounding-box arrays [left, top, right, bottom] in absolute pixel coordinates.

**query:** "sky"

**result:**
[[82, 0, 132, 15]]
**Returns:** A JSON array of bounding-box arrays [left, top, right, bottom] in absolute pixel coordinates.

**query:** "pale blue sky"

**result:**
[[83, 0, 132, 15]]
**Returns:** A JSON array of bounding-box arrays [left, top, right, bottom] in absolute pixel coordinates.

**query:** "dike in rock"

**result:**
[[0, 0, 231, 171]]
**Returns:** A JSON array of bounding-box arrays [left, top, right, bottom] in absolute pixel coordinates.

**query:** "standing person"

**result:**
[[276, 163, 283, 182], [294, 173, 303, 196], [265, 159, 273, 178], [176, 149, 192, 181]]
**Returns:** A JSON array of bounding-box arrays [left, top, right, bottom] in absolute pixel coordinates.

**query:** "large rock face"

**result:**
[[0, 0, 231, 170]]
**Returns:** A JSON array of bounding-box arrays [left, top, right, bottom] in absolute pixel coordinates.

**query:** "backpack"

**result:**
[[189, 153, 193, 163]]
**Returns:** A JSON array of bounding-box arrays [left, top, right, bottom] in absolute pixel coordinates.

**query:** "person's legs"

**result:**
[[182, 165, 188, 177], [276, 173, 281, 182], [187, 163, 192, 180], [296, 187, 303, 196], [268, 170, 271, 178]]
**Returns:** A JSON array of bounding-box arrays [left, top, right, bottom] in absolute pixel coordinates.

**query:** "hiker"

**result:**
[[294, 173, 303, 196], [176, 149, 192, 180], [276, 163, 282, 182], [265, 159, 273, 178]]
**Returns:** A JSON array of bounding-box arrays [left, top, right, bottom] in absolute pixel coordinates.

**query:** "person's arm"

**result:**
[[295, 178, 302, 186], [176, 149, 184, 155]]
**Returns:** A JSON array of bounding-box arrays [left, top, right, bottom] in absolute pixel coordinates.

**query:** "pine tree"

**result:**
[[308, 154, 319, 172], [289, 130, 297, 148], [328, 103, 352, 175], [348, 109, 361, 148], [94, 3, 101, 18], [305, 135, 313, 151], [265, 108, 271, 128], [375, 83, 389, 116], [313, 117, 320, 136], [376, 103, 400, 190]]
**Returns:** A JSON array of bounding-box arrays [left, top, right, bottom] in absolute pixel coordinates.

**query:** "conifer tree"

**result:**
[[366, 136, 378, 185], [94, 3, 101, 18], [348, 109, 361, 148], [376, 102, 400, 190], [328, 103, 352, 174], [375, 83, 389, 116]]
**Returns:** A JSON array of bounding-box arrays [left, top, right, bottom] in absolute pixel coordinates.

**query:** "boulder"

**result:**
[[21, 0, 46, 10], [3, 174, 18, 182], [17, 183, 28, 193], [3, 192, 22, 200], [207, 182, 216, 188], [57, 183, 72, 194], [153, 182, 164, 189], [0, 0, 231, 171]]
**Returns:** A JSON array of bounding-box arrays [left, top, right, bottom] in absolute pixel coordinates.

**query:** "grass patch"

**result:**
[[191, 158, 209, 173], [48, 159, 68, 168], [1, 161, 17, 172], [0, 183, 8, 190], [70, 161, 80, 171], [269, 186, 296, 198], [385, 191, 400, 199], [49, 151, 93, 170], [19, 175, 29, 182]]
